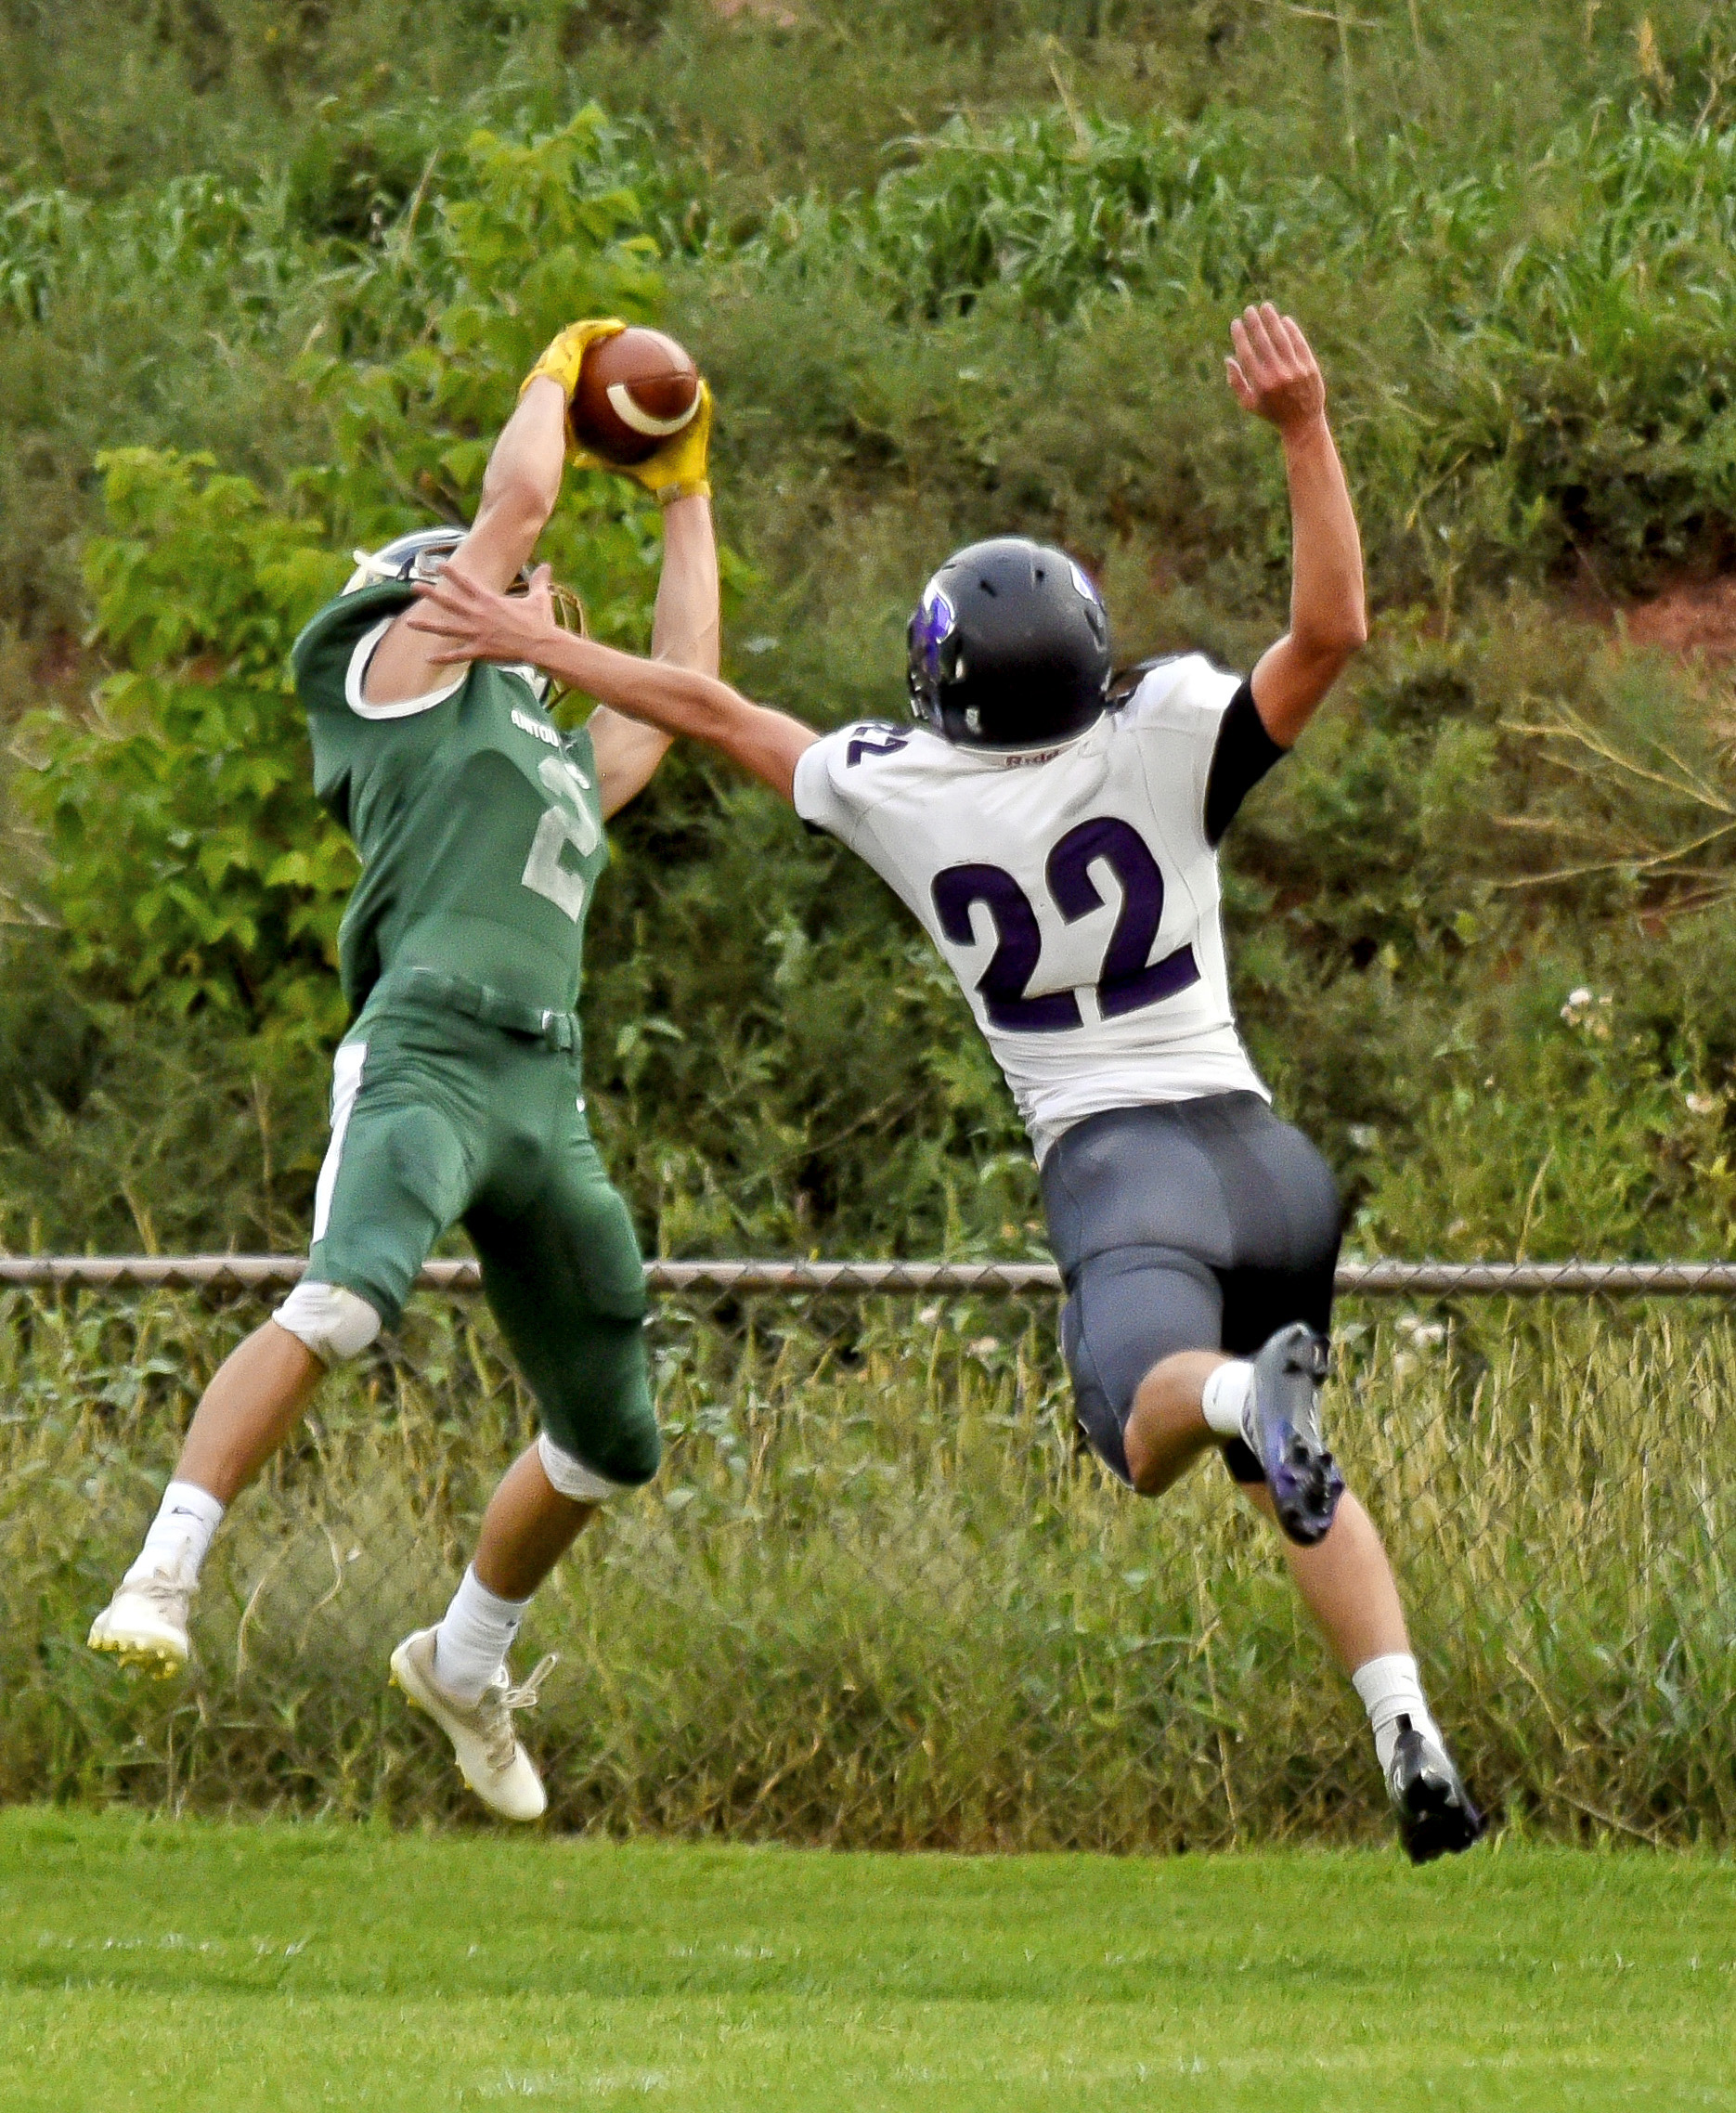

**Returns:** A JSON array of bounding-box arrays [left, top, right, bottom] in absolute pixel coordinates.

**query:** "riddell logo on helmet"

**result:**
[[999, 744, 1069, 768]]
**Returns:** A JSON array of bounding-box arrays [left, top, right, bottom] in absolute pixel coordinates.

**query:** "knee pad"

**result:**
[[274, 1280, 382, 1367], [538, 1432, 629, 1503]]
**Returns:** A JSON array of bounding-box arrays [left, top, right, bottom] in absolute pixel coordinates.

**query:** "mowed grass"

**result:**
[[1, 1812, 1732, 2112]]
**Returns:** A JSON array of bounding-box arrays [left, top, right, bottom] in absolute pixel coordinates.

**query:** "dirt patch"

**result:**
[[1621, 576, 1736, 662]]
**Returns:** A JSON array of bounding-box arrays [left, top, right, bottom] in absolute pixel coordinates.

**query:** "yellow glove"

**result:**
[[628, 378, 712, 507], [520, 317, 626, 406], [520, 319, 713, 504]]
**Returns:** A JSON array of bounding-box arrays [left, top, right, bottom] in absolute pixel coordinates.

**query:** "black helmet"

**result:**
[[906, 536, 1112, 750]]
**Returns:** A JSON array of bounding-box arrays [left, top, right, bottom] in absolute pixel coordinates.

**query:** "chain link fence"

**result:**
[[3, 1259, 1733, 1848]]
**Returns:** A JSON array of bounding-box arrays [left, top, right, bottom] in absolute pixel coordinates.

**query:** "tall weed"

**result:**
[[4, 1290, 1731, 1847]]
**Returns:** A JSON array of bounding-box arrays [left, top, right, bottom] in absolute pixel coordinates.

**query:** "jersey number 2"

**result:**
[[521, 755, 601, 923], [930, 818, 1198, 1033]]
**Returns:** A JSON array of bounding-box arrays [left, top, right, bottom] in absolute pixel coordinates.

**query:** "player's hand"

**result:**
[[408, 562, 559, 668], [521, 319, 713, 499], [620, 377, 713, 506], [521, 318, 624, 400], [1225, 305, 1326, 435], [520, 318, 636, 476]]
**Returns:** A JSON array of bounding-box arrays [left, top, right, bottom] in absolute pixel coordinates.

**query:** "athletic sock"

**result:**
[[123, 1481, 225, 1589], [434, 1567, 530, 1705], [1352, 1652, 1445, 1775], [1200, 1359, 1255, 1444]]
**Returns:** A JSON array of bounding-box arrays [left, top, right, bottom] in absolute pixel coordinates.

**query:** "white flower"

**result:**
[[1561, 988, 1613, 1034]]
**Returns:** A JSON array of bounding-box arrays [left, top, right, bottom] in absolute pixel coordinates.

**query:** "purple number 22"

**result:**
[[931, 818, 1198, 1033]]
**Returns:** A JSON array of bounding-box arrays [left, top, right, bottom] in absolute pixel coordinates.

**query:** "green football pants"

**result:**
[[305, 996, 658, 1487]]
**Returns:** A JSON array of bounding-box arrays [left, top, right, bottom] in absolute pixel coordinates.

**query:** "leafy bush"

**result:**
[[15, 110, 680, 1040], [732, 104, 1736, 589], [5, 1, 1736, 1270], [20, 449, 351, 1031], [0, 173, 317, 330]]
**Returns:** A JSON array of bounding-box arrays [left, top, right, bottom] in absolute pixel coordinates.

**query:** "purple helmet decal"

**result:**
[[913, 581, 957, 677]]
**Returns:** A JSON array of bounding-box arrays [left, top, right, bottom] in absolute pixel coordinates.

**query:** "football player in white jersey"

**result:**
[[409, 304, 1485, 1861]]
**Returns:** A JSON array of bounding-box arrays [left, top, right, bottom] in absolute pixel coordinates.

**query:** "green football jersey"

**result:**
[[291, 580, 608, 1021]]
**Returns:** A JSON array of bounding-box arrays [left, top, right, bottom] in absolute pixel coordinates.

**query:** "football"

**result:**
[[569, 326, 701, 465]]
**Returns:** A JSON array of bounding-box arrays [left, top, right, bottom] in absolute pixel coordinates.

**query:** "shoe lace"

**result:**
[[477, 1653, 559, 1774]]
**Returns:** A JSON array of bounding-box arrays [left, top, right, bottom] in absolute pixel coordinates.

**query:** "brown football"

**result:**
[[569, 326, 700, 466]]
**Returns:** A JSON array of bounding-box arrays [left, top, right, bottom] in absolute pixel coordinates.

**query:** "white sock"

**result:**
[[1352, 1652, 1444, 1775], [124, 1481, 225, 1589], [1200, 1360, 1255, 1443], [434, 1566, 530, 1705]]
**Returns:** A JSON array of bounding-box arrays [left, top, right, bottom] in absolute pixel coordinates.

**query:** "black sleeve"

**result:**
[[1203, 681, 1289, 847]]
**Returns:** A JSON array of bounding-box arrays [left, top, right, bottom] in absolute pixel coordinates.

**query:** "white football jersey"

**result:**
[[792, 654, 1270, 1160]]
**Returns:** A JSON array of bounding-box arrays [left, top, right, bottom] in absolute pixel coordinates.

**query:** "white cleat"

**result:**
[[87, 1570, 192, 1675], [389, 1627, 556, 1822]]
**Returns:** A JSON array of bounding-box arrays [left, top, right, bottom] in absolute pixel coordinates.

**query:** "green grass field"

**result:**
[[1, 1813, 1731, 2112]]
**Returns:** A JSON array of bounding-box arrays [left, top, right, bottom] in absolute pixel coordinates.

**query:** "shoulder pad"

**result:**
[[837, 722, 918, 770], [1107, 654, 1186, 708]]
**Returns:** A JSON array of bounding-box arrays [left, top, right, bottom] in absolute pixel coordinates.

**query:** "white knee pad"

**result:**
[[274, 1280, 382, 1367], [538, 1432, 628, 1503]]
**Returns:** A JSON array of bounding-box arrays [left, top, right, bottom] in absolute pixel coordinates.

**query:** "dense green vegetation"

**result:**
[[5, 0, 1736, 1262], [6, 1811, 1735, 2111], [6, 1289, 1733, 1846], [5, 6, 1736, 1856]]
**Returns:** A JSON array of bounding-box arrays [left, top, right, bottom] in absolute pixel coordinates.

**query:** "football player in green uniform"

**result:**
[[88, 318, 717, 1821]]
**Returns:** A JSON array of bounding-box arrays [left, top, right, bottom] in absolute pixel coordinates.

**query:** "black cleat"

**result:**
[[1245, 1322, 1344, 1547], [1387, 1717, 1488, 1864]]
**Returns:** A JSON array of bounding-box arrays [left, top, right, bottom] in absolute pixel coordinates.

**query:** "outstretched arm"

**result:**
[[363, 377, 570, 707], [589, 492, 720, 818], [408, 564, 817, 803], [1226, 305, 1367, 747]]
